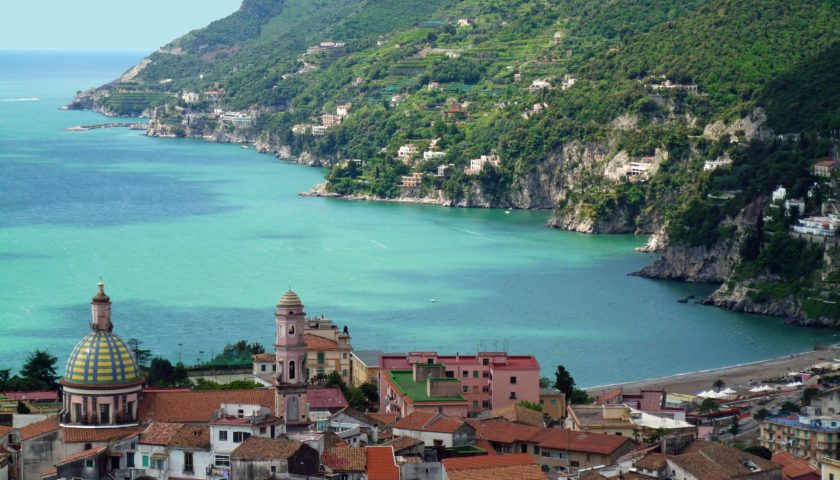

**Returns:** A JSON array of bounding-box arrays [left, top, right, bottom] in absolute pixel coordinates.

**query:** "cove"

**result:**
[[0, 51, 834, 386]]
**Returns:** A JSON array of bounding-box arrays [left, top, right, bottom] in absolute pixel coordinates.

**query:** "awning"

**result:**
[[151, 453, 167, 460]]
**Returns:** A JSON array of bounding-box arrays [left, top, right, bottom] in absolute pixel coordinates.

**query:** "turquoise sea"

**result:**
[[0, 51, 834, 386]]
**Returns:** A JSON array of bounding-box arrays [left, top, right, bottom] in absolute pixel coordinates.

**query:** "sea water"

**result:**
[[0, 51, 833, 386]]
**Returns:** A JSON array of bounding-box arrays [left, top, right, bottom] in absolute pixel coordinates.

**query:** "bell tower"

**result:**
[[273, 290, 309, 429]]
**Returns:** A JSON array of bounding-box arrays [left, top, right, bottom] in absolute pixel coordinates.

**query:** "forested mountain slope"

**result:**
[[70, 0, 840, 325]]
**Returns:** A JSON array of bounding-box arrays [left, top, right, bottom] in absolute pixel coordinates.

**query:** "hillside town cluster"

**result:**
[[1, 284, 840, 480]]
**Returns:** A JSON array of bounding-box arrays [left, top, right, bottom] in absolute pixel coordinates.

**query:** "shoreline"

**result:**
[[585, 345, 840, 396]]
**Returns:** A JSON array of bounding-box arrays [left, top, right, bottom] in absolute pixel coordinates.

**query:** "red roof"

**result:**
[[772, 451, 819, 479], [443, 453, 546, 480], [816, 160, 836, 167], [304, 333, 342, 351], [139, 388, 274, 423], [443, 453, 536, 470], [368, 413, 398, 425], [63, 426, 139, 443], [252, 353, 275, 362], [1, 391, 58, 401], [366, 446, 399, 480], [0, 426, 13, 438], [468, 419, 631, 456], [394, 411, 466, 434], [307, 387, 349, 410], [20, 417, 59, 441], [57, 445, 107, 466]]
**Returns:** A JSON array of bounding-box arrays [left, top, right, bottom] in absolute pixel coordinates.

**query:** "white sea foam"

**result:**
[[0, 97, 40, 102]]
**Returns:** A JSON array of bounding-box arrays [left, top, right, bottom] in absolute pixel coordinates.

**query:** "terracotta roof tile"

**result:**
[[323, 447, 366, 472], [469, 419, 630, 456], [670, 441, 780, 480], [444, 454, 545, 480], [252, 353, 275, 362], [20, 417, 59, 441], [443, 453, 536, 471], [0, 391, 58, 401], [56, 445, 106, 465], [488, 404, 545, 427], [366, 446, 399, 480], [40, 466, 57, 478], [381, 435, 423, 453], [0, 426, 13, 437], [634, 452, 667, 470], [168, 425, 210, 449], [394, 411, 466, 434], [139, 388, 273, 423], [334, 408, 386, 427], [448, 464, 546, 480], [772, 452, 818, 479], [304, 333, 341, 351], [140, 423, 185, 445], [322, 430, 348, 450], [231, 436, 303, 460], [307, 387, 349, 410], [474, 439, 497, 455], [368, 413, 398, 425], [63, 426, 139, 443]]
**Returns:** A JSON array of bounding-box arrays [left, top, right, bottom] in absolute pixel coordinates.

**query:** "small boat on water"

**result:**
[[505, 209, 511, 214], [430, 299, 437, 303]]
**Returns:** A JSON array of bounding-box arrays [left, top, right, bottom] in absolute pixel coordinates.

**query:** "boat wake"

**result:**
[[1, 97, 40, 102]]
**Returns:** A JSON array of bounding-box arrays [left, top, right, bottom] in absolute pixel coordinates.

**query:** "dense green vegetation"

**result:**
[[79, 0, 840, 321]]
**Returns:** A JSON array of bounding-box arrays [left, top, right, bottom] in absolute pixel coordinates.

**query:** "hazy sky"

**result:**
[[0, 0, 242, 51]]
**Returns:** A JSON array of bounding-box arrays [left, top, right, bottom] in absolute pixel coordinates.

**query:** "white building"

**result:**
[[336, 103, 352, 117], [772, 185, 787, 202], [181, 92, 200, 104], [793, 215, 840, 237], [397, 144, 418, 162], [561, 75, 576, 90], [218, 112, 254, 127], [423, 150, 447, 161], [311, 125, 327, 136], [704, 153, 733, 171], [626, 161, 653, 178], [465, 154, 501, 175], [528, 79, 553, 92]]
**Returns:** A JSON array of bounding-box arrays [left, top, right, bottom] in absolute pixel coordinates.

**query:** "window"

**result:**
[[540, 399, 545, 404], [111, 456, 120, 470], [520, 444, 528, 453], [463, 386, 469, 393], [271, 466, 277, 474], [127, 453, 135, 468], [317, 352, 325, 364], [342, 369, 348, 377], [261, 364, 267, 372], [142, 455, 149, 468], [482, 386, 489, 393], [534, 446, 540, 455], [215, 455, 230, 467], [427, 359, 434, 364], [288, 325, 295, 336], [73, 403, 82, 421], [551, 399, 557, 405], [570, 461, 580, 468], [84, 459, 94, 469], [237, 409, 244, 418], [433, 439, 443, 446], [84, 443, 92, 450], [482, 358, 489, 365], [510, 376, 517, 384], [463, 371, 469, 378], [233, 431, 251, 443], [218, 430, 228, 441], [473, 371, 479, 378], [473, 386, 479, 393], [155, 460, 164, 471], [99, 403, 110, 424], [260, 427, 267, 434], [446, 370, 454, 378], [289, 361, 296, 380], [483, 372, 490, 378], [342, 352, 348, 359], [541, 451, 551, 458], [472, 401, 479, 408], [184, 452, 194, 472], [615, 432, 622, 436], [510, 392, 517, 400]]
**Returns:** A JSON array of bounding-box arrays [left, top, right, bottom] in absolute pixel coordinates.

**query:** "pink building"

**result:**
[[380, 352, 540, 417]]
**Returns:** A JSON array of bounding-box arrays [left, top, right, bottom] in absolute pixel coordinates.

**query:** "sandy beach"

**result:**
[[586, 346, 840, 397]]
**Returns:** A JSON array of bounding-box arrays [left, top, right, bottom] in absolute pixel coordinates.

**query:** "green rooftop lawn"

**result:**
[[388, 370, 466, 403]]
